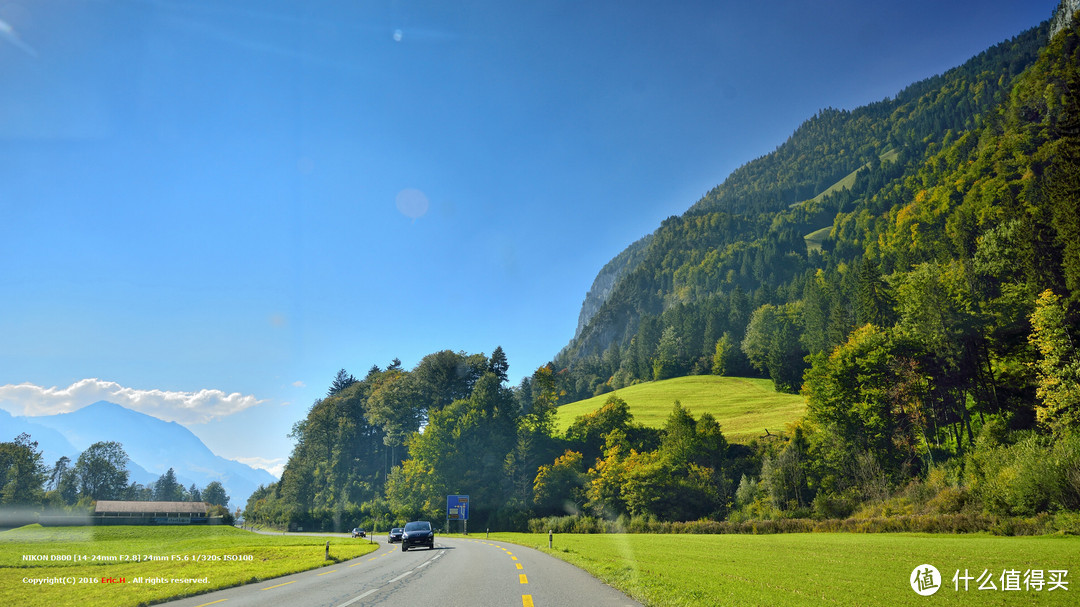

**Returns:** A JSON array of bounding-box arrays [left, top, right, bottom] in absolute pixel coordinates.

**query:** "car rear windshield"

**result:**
[[404, 522, 430, 531]]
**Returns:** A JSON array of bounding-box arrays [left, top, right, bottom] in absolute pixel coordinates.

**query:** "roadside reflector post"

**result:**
[[548, 530, 552, 549], [325, 541, 330, 561], [486, 528, 489, 539]]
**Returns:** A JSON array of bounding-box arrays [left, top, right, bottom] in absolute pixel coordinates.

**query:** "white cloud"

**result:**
[[233, 456, 285, 479], [291, 380, 305, 388], [0, 379, 265, 425]]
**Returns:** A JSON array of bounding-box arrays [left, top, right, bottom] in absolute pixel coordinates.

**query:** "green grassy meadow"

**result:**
[[795, 148, 900, 209], [799, 148, 901, 251], [803, 225, 832, 253], [554, 376, 806, 443], [0, 525, 378, 607], [488, 531, 1080, 606]]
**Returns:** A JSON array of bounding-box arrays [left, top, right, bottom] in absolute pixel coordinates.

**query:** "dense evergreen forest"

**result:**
[[240, 7, 1080, 533]]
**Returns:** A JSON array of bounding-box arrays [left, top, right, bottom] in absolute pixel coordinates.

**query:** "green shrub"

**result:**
[[812, 492, 858, 519], [926, 486, 968, 514], [967, 431, 1080, 516]]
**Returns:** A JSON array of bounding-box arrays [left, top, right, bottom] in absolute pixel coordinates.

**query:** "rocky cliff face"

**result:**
[[572, 233, 651, 341], [1052, 0, 1080, 37]]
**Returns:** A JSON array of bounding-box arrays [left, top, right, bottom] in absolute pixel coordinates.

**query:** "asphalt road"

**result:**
[[161, 536, 642, 607]]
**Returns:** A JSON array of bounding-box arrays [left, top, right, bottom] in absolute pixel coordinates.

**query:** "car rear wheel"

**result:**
[[401, 543, 407, 552]]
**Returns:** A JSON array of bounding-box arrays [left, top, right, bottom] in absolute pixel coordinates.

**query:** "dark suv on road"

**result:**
[[388, 527, 404, 543], [401, 521, 434, 551]]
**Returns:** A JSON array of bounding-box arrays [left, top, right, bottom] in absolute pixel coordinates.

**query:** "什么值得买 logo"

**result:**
[[910, 564, 941, 596]]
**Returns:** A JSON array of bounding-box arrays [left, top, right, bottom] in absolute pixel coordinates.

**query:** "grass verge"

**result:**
[[0, 524, 378, 607], [487, 531, 1080, 606]]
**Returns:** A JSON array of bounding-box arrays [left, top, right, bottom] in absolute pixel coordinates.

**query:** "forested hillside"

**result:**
[[558, 21, 1053, 398], [242, 6, 1080, 532]]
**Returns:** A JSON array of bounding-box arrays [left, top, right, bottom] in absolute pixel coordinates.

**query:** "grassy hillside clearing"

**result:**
[[795, 147, 901, 209], [0, 525, 377, 607], [554, 376, 805, 443], [801, 148, 901, 252], [803, 225, 833, 253], [489, 531, 1080, 606]]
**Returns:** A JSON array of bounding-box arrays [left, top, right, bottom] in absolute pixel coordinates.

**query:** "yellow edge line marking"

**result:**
[[349, 562, 363, 567], [317, 569, 337, 576], [262, 580, 296, 590], [519, 573, 529, 584], [522, 595, 534, 607], [193, 600, 227, 607]]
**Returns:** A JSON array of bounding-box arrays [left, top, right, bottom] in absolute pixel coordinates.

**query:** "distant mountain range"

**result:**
[[0, 401, 277, 509]]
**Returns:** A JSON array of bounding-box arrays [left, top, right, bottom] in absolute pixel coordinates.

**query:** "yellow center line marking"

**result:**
[[349, 562, 363, 567], [511, 556, 518, 561], [516, 563, 523, 570], [522, 594, 534, 607], [262, 581, 296, 590], [317, 569, 337, 576], [193, 600, 227, 607], [519, 573, 529, 584]]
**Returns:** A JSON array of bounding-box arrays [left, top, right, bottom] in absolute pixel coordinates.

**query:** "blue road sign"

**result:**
[[447, 494, 469, 521]]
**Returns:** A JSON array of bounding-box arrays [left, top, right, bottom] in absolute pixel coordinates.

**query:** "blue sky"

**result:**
[[0, 0, 1059, 476]]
